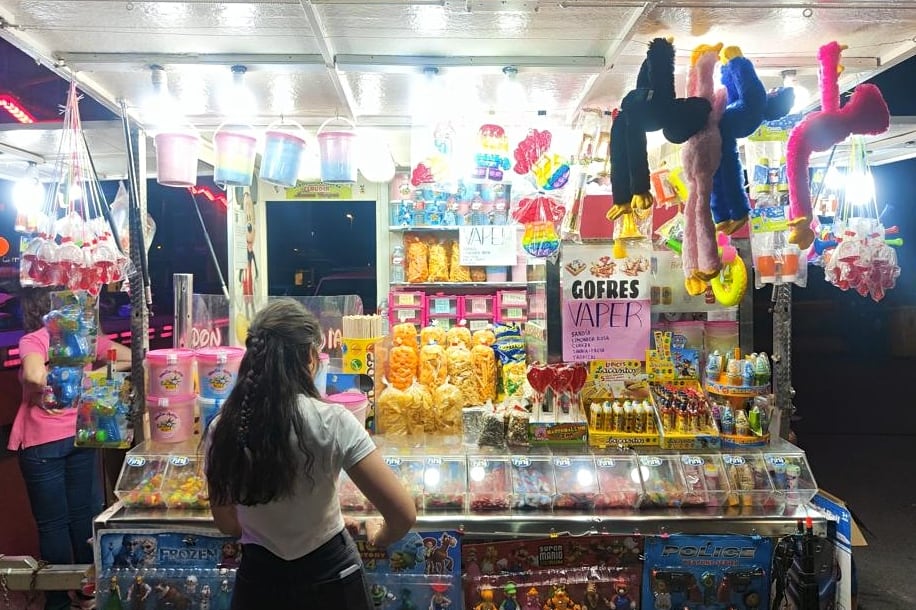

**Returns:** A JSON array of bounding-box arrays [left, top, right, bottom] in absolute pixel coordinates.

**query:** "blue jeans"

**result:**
[[18, 437, 103, 610]]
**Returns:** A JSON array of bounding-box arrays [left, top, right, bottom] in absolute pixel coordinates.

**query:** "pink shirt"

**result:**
[[7, 328, 115, 451]]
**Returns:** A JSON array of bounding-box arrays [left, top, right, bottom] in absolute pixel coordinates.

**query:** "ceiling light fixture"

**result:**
[[144, 65, 185, 131], [498, 65, 527, 112], [220, 64, 258, 122]]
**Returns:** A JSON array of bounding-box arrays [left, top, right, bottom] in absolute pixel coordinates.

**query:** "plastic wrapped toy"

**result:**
[[512, 195, 565, 259]]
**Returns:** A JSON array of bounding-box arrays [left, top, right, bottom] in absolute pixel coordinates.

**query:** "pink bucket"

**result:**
[[147, 395, 195, 443], [196, 346, 245, 399], [146, 348, 196, 397], [154, 131, 200, 187], [326, 391, 368, 428]]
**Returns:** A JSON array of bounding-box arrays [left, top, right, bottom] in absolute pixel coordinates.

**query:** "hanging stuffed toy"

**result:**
[[680, 43, 726, 295], [608, 37, 712, 224], [786, 41, 890, 249], [710, 46, 795, 236]]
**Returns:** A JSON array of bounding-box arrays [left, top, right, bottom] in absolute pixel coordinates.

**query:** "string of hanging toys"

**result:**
[[18, 81, 129, 296]]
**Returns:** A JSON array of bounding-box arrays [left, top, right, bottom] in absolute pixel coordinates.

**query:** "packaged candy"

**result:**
[[476, 409, 506, 448], [493, 323, 527, 399], [506, 407, 530, 447], [468, 456, 511, 511], [509, 456, 554, 510], [471, 341, 497, 405]]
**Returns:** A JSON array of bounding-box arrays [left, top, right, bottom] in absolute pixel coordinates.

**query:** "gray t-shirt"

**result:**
[[209, 395, 375, 560]]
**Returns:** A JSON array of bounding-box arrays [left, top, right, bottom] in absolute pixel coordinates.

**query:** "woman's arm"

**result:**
[[346, 449, 417, 548], [210, 504, 242, 537], [21, 352, 47, 396]]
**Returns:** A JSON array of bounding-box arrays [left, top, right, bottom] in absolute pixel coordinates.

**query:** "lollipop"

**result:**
[[569, 363, 588, 420], [526, 363, 551, 413]]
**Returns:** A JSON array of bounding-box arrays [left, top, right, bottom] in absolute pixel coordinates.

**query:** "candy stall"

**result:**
[[1, 2, 911, 608]]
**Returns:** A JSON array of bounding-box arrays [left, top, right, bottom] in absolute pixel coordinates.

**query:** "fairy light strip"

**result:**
[[0, 93, 37, 124]]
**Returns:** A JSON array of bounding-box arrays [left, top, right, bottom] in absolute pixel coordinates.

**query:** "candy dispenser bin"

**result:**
[[678, 453, 731, 508], [467, 455, 512, 512], [384, 455, 425, 510], [422, 455, 467, 511], [115, 450, 170, 508], [463, 294, 496, 330], [509, 455, 555, 511], [763, 449, 818, 506], [552, 455, 599, 510], [722, 452, 779, 510], [637, 454, 688, 509], [593, 454, 643, 509]]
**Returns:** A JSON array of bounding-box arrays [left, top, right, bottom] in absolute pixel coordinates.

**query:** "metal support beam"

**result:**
[[56, 52, 325, 68], [335, 54, 605, 73], [0, 556, 90, 593], [566, 1, 656, 125], [298, 0, 358, 121], [772, 284, 794, 441], [0, 141, 45, 164]]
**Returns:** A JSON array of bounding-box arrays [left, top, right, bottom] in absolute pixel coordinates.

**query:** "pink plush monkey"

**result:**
[[680, 43, 727, 295]]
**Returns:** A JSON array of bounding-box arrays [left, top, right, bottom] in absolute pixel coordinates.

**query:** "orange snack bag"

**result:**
[[428, 240, 449, 282], [448, 240, 471, 282], [406, 235, 429, 283], [420, 325, 446, 348], [389, 339, 418, 391]]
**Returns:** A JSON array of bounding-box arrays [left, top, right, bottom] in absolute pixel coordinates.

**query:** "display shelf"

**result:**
[[390, 282, 528, 289], [94, 502, 828, 539], [389, 226, 465, 232]]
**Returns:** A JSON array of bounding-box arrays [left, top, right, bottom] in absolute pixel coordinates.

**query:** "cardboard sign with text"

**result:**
[[561, 243, 652, 361], [458, 225, 518, 266]]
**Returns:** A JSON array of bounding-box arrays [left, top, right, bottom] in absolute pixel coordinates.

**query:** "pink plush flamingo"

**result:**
[[786, 41, 890, 249], [680, 43, 727, 295]]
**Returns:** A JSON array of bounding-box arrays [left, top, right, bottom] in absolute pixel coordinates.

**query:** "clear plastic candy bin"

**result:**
[[468, 456, 512, 512], [637, 454, 688, 508], [509, 456, 555, 511], [422, 456, 467, 512], [384, 455, 425, 510], [115, 441, 208, 509], [763, 450, 818, 506], [593, 454, 643, 509], [552, 455, 599, 510], [678, 453, 731, 508], [722, 452, 778, 510]]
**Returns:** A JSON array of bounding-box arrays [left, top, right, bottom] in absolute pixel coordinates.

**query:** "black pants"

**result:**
[[231, 530, 372, 610]]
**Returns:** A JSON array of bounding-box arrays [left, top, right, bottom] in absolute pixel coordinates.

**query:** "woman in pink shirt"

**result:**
[[9, 287, 130, 610]]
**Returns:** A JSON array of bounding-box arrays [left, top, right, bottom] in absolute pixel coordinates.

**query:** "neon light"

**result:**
[[188, 185, 228, 208], [0, 93, 37, 124]]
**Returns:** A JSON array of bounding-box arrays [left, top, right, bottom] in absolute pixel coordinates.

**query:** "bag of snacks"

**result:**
[[477, 407, 506, 448], [377, 384, 411, 436], [389, 338, 418, 391], [471, 332, 497, 404], [406, 235, 429, 283], [506, 405, 531, 447], [428, 239, 449, 282], [405, 382, 434, 435], [494, 323, 527, 399], [446, 343, 476, 406], [469, 267, 487, 282], [448, 240, 471, 282], [419, 341, 448, 389], [392, 322, 418, 348], [420, 325, 446, 348], [433, 381, 463, 435], [446, 326, 472, 350]]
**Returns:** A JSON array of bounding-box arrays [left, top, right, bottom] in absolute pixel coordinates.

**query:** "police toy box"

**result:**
[[643, 534, 773, 610]]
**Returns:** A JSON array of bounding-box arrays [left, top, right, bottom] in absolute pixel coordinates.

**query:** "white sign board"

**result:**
[[458, 225, 518, 266]]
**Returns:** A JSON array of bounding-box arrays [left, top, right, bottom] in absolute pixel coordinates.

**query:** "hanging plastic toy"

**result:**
[[512, 129, 570, 191], [512, 195, 565, 258], [473, 124, 512, 181]]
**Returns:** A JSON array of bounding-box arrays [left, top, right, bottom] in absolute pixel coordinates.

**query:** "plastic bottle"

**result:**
[[390, 244, 405, 283]]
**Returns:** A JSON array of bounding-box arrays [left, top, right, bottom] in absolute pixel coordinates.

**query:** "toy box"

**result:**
[[463, 535, 644, 610], [584, 360, 661, 448], [643, 534, 773, 610]]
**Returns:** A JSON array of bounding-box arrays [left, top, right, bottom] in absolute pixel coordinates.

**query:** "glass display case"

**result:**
[[638, 454, 689, 509], [509, 455, 555, 511], [552, 455, 599, 511]]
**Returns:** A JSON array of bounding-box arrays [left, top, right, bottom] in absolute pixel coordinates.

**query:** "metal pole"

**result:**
[[772, 283, 794, 441], [173, 273, 193, 349]]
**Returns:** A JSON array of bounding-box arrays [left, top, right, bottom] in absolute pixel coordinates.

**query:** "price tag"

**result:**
[[433, 298, 451, 314], [397, 309, 415, 321], [506, 307, 524, 319], [501, 292, 527, 305], [596, 458, 616, 468], [511, 457, 530, 468], [469, 319, 489, 331], [553, 457, 571, 468], [470, 298, 488, 314], [398, 294, 415, 306]]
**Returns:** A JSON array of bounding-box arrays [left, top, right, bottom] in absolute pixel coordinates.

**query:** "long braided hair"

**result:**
[[206, 299, 324, 506]]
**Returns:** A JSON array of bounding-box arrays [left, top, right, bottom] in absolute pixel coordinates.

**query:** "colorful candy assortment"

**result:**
[[468, 457, 511, 512], [509, 456, 555, 511], [552, 456, 599, 510]]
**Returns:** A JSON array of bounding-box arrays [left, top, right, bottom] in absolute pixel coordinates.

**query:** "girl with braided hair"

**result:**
[[205, 299, 416, 610]]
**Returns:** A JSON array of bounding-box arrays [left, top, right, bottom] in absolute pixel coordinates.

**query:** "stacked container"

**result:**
[[426, 293, 462, 329], [144, 349, 197, 443], [463, 294, 496, 332], [196, 347, 246, 433], [390, 291, 426, 332], [496, 290, 528, 324]]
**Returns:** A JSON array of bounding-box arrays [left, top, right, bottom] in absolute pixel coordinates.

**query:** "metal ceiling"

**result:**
[[0, 0, 914, 178]]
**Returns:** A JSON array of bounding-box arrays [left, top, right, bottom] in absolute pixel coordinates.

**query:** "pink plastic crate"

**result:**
[[426, 293, 461, 319], [390, 291, 426, 329], [496, 290, 528, 323], [463, 294, 495, 318]]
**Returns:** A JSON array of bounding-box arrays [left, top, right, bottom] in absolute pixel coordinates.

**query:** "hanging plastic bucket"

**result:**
[[260, 122, 307, 187], [213, 125, 258, 187], [146, 348, 196, 397], [196, 346, 245, 399], [147, 395, 195, 443], [154, 131, 200, 187], [317, 117, 358, 183]]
